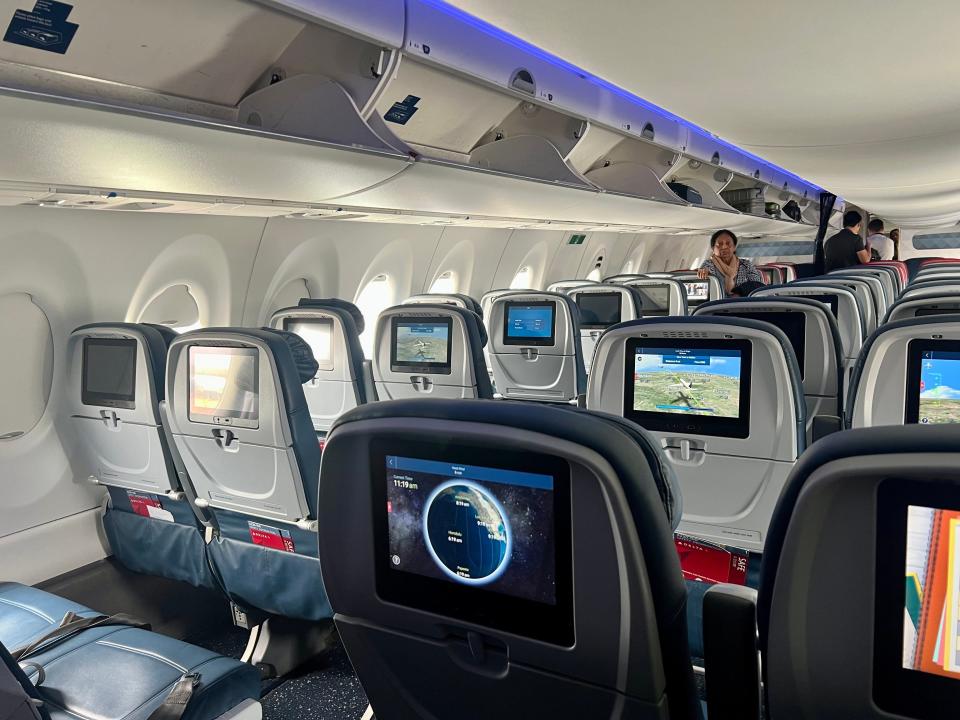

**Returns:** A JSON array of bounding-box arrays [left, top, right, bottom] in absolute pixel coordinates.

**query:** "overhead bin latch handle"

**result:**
[[509, 68, 536, 96]]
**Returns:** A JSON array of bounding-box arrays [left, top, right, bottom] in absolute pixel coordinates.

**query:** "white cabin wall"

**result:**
[[0, 206, 264, 583], [421, 227, 512, 297]]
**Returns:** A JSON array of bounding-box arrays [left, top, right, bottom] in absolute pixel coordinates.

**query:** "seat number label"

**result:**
[[675, 535, 748, 585]]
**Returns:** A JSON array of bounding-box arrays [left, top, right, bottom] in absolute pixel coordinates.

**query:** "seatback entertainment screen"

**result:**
[[390, 317, 453, 375], [283, 317, 334, 373], [575, 292, 622, 329], [503, 300, 556, 346], [188, 346, 259, 428], [632, 286, 671, 317], [82, 337, 137, 409], [684, 281, 710, 306], [720, 311, 806, 379], [799, 293, 839, 319], [374, 443, 573, 645], [623, 338, 752, 438], [906, 341, 960, 425]]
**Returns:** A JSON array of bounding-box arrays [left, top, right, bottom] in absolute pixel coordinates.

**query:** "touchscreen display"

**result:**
[[284, 318, 333, 372], [723, 311, 806, 378], [903, 505, 960, 676], [391, 318, 452, 373], [916, 308, 960, 317], [631, 347, 743, 418], [503, 301, 556, 346], [385, 455, 557, 605], [82, 338, 137, 409], [684, 281, 710, 302], [188, 346, 259, 426], [632, 286, 671, 316], [576, 292, 622, 329], [915, 349, 960, 425], [801, 293, 839, 319]]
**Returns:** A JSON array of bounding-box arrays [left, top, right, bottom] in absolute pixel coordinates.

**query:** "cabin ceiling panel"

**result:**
[[447, 0, 960, 225]]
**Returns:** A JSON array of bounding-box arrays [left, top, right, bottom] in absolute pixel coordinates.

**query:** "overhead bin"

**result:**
[[0, 0, 407, 152]]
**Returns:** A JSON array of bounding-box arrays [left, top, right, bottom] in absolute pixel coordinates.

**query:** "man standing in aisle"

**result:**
[[824, 210, 870, 272], [890, 228, 901, 260], [867, 218, 894, 261]]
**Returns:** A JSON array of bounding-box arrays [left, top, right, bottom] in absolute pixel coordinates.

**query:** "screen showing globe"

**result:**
[[385, 454, 557, 605]]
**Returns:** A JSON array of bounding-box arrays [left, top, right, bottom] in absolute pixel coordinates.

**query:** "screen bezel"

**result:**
[[390, 316, 454, 375], [874, 478, 960, 718], [683, 281, 710, 302], [797, 293, 839, 319], [372, 438, 574, 646], [631, 286, 672, 315], [575, 292, 623, 329], [81, 337, 137, 410], [502, 300, 557, 347], [282, 317, 335, 373], [622, 337, 753, 438], [715, 311, 806, 381], [915, 307, 960, 318], [187, 345, 260, 428], [904, 338, 960, 425]]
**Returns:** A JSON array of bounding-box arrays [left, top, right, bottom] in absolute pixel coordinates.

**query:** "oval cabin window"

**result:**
[[430, 271, 457, 294], [0, 293, 54, 440], [355, 273, 395, 356], [510, 266, 533, 289], [138, 284, 201, 333]]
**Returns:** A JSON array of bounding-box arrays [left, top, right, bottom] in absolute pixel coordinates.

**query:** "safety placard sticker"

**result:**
[[248, 521, 295, 552], [127, 491, 163, 518], [384, 95, 420, 125], [674, 534, 748, 585], [4, 1, 78, 54]]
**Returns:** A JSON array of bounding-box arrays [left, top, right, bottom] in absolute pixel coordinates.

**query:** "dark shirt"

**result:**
[[824, 228, 865, 272]]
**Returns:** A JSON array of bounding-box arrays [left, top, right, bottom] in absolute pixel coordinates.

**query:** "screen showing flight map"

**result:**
[[631, 347, 743, 418], [390, 317, 452, 373], [906, 343, 960, 425]]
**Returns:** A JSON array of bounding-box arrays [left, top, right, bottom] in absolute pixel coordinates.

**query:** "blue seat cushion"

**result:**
[[20, 625, 261, 720], [0, 583, 99, 651]]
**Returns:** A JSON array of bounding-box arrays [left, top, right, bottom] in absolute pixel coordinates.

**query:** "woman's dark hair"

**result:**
[[710, 229, 738, 248]]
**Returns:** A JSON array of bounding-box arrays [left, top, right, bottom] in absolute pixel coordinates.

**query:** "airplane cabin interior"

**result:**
[[2, 2, 960, 719]]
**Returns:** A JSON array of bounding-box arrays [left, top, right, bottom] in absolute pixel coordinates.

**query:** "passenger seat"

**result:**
[[68, 324, 216, 590], [0, 582, 261, 720]]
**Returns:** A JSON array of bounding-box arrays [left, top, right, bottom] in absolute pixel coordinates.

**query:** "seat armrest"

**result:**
[[703, 583, 761, 720], [812, 414, 842, 442]]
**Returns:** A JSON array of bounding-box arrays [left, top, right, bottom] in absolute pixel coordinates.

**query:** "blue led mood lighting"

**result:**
[[420, 0, 825, 194]]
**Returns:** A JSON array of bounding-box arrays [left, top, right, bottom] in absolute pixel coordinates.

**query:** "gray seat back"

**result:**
[[621, 278, 689, 317], [885, 294, 960, 324], [371, 304, 492, 400], [914, 265, 960, 282], [165, 328, 317, 525], [587, 317, 805, 552], [317, 399, 701, 720], [810, 276, 881, 334], [403, 293, 482, 315], [901, 280, 960, 302], [545, 279, 597, 294], [68, 323, 180, 497], [832, 266, 897, 310], [269, 301, 367, 433], [604, 273, 649, 284], [567, 284, 644, 373], [488, 291, 586, 403], [753, 283, 864, 361], [669, 272, 723, 309], [694, 297, 842, 443], [847, 315, 960, 429], [757, 425, 960, 719]]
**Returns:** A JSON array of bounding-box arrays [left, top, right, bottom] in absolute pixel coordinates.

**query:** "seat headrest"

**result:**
[[298, 298, 365, 334], [265, 327, 319, 384]]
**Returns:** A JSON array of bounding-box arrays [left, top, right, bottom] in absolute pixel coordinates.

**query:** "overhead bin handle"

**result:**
[[509, 68, 536, 96]]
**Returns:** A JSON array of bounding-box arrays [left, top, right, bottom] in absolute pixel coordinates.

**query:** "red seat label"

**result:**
[[675, 535, 748, 585], [248, 521, 295, 552]]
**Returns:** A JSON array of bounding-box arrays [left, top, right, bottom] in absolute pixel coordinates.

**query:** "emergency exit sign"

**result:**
[[568, 234, 586, 245]]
